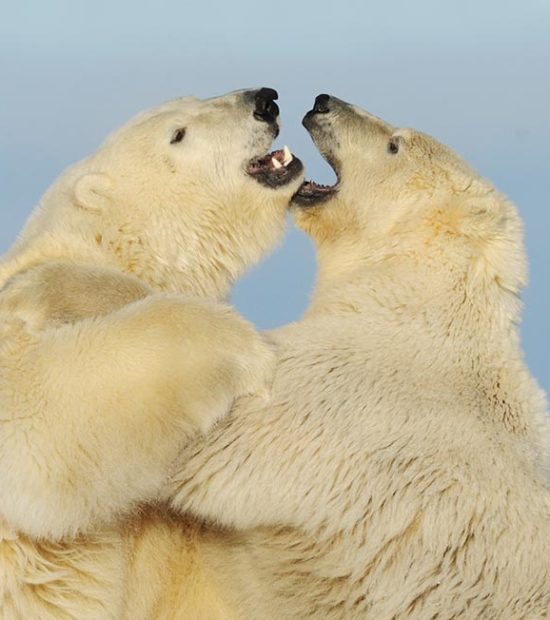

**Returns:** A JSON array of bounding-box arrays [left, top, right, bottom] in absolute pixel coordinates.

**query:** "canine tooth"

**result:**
[[271, 157, 283, 169], [283, 145, 293, 165]]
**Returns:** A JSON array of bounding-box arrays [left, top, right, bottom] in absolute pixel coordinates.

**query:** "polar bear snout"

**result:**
[[302, 93, 352, 128], [302, 93, 332, 124], [244, 88, 304, 190], [291, 94, 344, 208], [301, 93, 348, 165]]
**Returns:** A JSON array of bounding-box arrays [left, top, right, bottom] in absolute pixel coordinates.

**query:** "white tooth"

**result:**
[[283, 145, 293, 165], [271, 157, 283, 169]]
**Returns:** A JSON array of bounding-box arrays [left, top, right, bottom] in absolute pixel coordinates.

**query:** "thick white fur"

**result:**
[[0, 90, 303, 618], [163, 103, 550, 618]]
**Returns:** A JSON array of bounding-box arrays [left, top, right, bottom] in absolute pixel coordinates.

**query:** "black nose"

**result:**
[[254, 87, 279, 123], [313, 94, 331, 114], [302, 94, 332, 129]]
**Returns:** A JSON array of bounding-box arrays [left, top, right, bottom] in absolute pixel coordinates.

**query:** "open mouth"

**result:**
[[292, 157, 339, 207], [247, 145, 303, 189], [292, 94, 342, 207]]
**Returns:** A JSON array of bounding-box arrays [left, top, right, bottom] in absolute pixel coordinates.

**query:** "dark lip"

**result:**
[[292, 181, 338, 207], [292, 154, 340, 208], [247, 152, 304, 189]]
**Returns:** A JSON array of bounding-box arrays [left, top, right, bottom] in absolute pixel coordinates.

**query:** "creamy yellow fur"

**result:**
[[0, 90, 303, 618], [4, 93, 548, 619], [163, 100, 550, 618]]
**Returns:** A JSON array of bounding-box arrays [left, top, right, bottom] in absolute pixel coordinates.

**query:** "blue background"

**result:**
[[1, 0, 548, 393]]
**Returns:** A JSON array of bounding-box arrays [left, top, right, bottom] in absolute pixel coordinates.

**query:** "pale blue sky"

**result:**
[[1, 0, 549, 392]]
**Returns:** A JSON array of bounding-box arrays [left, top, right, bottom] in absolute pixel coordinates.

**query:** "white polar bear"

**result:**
[[163, 95, 550, 619], [0, 88, 304, 619]]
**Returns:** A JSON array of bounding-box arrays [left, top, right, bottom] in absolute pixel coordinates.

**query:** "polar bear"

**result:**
[[162, 95, 550, 619], [0, 88, 304, 619]]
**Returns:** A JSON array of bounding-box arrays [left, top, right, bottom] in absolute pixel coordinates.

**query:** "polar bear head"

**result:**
[[10, 89, 303, 299], [293, 95, 526, 322]]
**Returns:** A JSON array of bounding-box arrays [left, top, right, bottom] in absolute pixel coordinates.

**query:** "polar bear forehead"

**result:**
[[134, 91, 245, 119], [102, 91, 249, 147], [112, 96, 196, 130], [393, 129, 481, 181]]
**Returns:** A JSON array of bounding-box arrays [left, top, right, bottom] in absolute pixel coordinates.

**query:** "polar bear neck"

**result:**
[[308, 247, 523, 360], [1, 188, 239, 302], [301, 249, 549, 468], [0, 225, 236, 302], [94, 221, 236, 299]]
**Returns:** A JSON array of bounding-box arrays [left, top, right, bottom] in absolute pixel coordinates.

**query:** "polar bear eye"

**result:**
[[388, 138, 400, 155], [170, 128, 186, 144]]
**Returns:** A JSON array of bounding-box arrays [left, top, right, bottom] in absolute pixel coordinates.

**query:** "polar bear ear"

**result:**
[[73, 173, 112, 213]]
